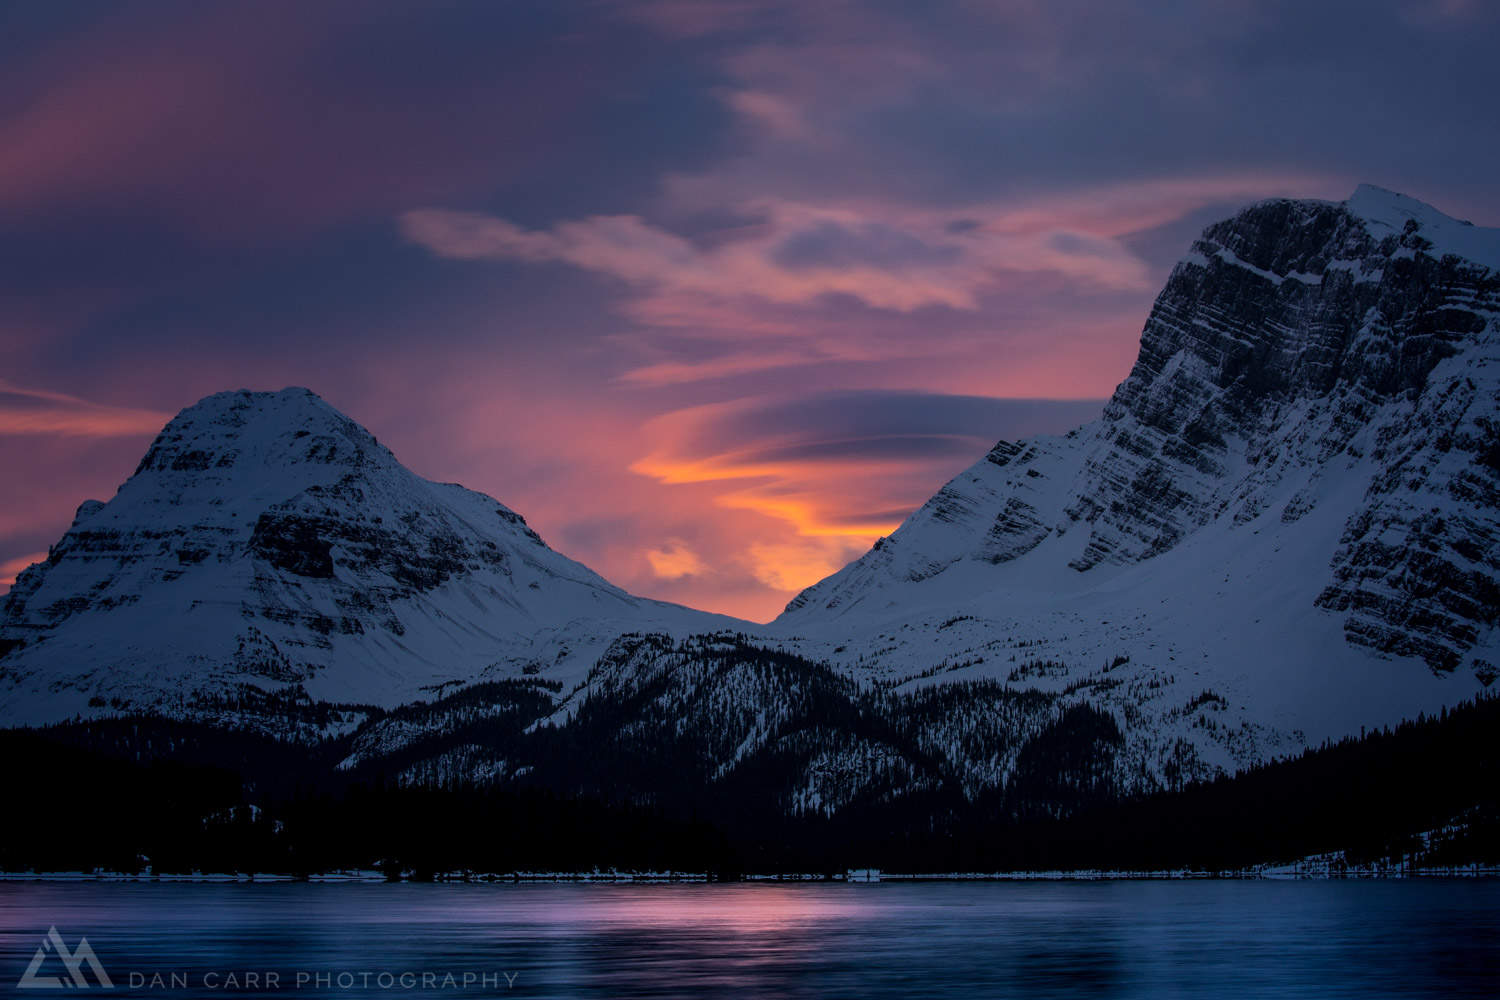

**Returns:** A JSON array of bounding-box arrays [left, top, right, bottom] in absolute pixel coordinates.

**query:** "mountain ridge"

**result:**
[[0, 387, 732, 728], [2, 184, 1496, 808], [781, 185, 1500, 683]]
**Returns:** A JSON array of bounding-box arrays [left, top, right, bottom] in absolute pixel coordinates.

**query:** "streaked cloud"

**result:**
[[621, 392, 1104, 603], [0, 382, 169, 438], [2, 0, 1496, 620], [631, 391, 1103, 560], [401, 198, 1156, 316], [0, 552, 46, 589], [723, 90, 813, 141]]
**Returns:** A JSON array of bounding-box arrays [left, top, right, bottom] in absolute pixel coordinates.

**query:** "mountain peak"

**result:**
[[133, 387, 389, 483], [169, 386, 341, 427], [1347, 183, 1467, 225], [782, 188, 1500, 686], [1345, 184, 1500, 271], [163, 386, 362, 434], [1, 384, 727, 725]]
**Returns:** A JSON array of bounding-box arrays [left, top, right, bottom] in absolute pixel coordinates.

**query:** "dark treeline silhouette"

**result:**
[[0, 724, 731, 878], [2, 693, 1495, 876]]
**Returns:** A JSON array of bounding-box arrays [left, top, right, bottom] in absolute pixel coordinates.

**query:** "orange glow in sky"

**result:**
[[2, 3, 1494, 621]]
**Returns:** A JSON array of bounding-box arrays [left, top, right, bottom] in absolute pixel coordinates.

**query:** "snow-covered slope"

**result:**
[[776, 185, 1499, 751], [4, 186, 1496, 806], [0, 388, 730, 725]]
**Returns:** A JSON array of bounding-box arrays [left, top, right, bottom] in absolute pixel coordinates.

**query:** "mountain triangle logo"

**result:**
[[18, 927, 113, 990]]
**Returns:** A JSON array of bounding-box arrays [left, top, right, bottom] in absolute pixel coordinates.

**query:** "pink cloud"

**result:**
[[617, 390, 1110, 607], [645, 539, 708, 579], [723, 90, 816, 141], [402, 198, 1156, 319], [980, 173, 1348, 238], [0, 552, 47, 590], [615, 293, 803, 337], [0, 430, 148, 599], [0, 382, 170, 438], [0, 316, 1120, 623], [629, 395, 987, 543], [618, 351, 822, 387], [415, 171, 1350, 354]]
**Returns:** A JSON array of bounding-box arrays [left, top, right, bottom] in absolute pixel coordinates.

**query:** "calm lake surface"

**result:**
[[1, 880, 1497, 998]]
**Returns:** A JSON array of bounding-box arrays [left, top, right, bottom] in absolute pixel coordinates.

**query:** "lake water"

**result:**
[[1, 880, 1497, 997]]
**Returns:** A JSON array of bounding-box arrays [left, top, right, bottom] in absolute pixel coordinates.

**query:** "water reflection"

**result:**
[[0, 881, 1496, 998]]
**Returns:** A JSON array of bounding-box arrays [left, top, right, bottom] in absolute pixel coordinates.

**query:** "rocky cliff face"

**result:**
[[782, 186, 1499, 684], [0, 388, 723, 726], [2, 187, 1494, 809]]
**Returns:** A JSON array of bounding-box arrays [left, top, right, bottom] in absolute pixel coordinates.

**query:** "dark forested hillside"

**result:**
[[2, 691, 1495, 876]]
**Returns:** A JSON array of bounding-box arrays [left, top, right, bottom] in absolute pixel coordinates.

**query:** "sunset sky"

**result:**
[[3, 1, 1497, 621]]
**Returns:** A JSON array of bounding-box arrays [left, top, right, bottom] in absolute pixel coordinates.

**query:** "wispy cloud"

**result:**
[[5, 0, 1496, 625], [0, 382, 169, 437], [623, 391, 1105, 601], [0, 551, 46, 589], [722, 89, 815, 141], [403, 170, 1342, 391], [631, 390, 1103, 537], [401, 197, 1156, 316]]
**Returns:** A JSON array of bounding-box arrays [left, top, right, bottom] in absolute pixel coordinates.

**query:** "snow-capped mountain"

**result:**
[[3, 185, 1495, 815], [777, 184, 1497, 756], [0, 388, 729, 726], [323, 185, 1500, 803]]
